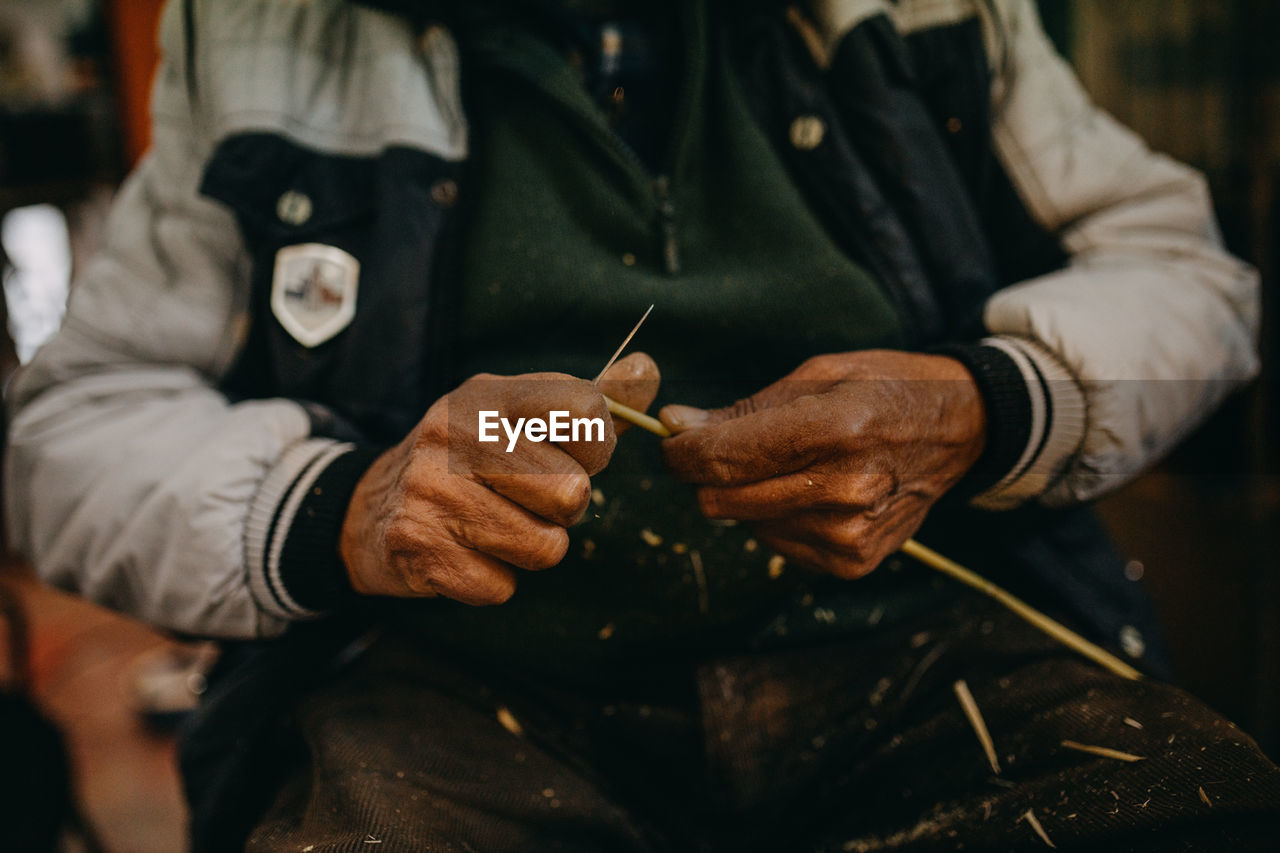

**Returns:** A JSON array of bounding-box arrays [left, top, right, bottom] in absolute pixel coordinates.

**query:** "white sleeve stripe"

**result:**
[[972, 335, 1088, 510], [264, 442, 354, 618], [244, 437, 346, 621], [980, 336, 1049, 490]]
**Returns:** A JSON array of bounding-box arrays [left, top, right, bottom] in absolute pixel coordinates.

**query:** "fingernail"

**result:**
[[660, 404, 710, 432]]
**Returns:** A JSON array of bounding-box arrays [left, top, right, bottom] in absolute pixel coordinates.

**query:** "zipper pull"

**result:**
[[654, 175, 681, 276]]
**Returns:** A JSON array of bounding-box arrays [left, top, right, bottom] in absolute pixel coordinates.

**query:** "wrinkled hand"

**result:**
[[340, 353, 660, 603], [659, 350, 985, 579]]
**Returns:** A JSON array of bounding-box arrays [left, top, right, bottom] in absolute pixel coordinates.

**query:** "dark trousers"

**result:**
[[240, 591, 1280, 852]]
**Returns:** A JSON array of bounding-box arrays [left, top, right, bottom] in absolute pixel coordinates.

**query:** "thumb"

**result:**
[[658, 403, 718, 434], [661, 377, 814, 435], [597, 352, 660, 435], [659, 397, 761, 435]]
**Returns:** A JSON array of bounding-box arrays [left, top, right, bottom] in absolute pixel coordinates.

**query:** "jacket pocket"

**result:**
[[201, 133, 378, 241], [200, 132, 462, 441]]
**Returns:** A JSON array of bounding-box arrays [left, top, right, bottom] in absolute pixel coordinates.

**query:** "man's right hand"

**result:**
[[339, 353, 659, 604]]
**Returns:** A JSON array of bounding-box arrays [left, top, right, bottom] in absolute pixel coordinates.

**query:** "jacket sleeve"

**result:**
[[2, 1, 367, 639], [956, 0, 1260, 509]]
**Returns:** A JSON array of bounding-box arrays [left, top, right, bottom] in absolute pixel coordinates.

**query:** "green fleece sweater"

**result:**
[[392, 1, 952, 681]]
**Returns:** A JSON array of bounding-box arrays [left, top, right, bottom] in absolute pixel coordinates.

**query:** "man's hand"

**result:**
[[340, 353, 659, 603], [659, 350, 985, 579]]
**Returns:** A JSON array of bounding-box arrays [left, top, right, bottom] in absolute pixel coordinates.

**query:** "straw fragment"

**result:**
[[1060, 740, 1145, 763], [954, 679, 1001, 775], [1022, 810, 1056, 848]]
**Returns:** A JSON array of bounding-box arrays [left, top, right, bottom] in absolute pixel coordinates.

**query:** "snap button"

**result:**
[[1119, 625, 1146, 659], [276, 190, 313, 226], [275, 189, 312, 225], [430, 179, 459, 208], [946, 116, 964, 134], [789, 115, 826, 151]]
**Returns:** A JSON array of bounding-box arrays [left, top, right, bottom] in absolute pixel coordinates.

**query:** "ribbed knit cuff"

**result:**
[[933, 341, 1034, 498], [244, 440, 383, 620], [934, 336, 1087, 510]]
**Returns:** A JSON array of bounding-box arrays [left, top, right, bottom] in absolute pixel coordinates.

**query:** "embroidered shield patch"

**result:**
[[271, 244, 360, 348]]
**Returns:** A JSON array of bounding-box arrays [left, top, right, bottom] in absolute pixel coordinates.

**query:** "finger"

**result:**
[[597, 352, 660, 436], [696, 467, 898, 520], [659, 376, 835, 435], [758, 504, 921, 577], [469, 374, 617, 476], [439, 476, 572, 571], [471, 444, 593, 527], [379, 506, 522, 604], [553, 383, 616, 474], [755, 533, 856, 579], [661, 397, 828, 486], [421, 548, 521, 606], [771, 504, 919, 555], [522, 378, 617, 475], [695, 475, 817, 520]]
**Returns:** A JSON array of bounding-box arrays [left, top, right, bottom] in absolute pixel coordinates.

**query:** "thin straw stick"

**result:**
[[593, 305, 654, 384], [604, 396, 671, 437], [900, 540, 1142, 681], [603, 398, 1144, 682]]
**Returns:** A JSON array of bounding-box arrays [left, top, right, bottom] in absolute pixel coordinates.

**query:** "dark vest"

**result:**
[[182, 8, 1168, 847]]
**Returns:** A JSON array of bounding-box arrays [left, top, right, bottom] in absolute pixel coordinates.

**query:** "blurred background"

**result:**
[[0, 1, 1277, 850]]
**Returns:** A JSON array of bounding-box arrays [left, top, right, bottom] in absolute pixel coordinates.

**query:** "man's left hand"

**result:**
[[659, 350, 986, 580]]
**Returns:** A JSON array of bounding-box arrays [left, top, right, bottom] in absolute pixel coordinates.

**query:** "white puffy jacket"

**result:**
[[3, 0, 1259, 638]]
